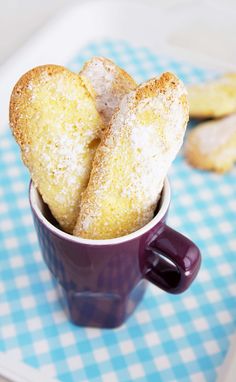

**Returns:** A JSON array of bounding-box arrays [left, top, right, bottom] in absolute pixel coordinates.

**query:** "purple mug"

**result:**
[[29, 178, 201, 328]]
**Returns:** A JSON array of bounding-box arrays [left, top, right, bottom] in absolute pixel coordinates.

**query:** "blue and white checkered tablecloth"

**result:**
[[0, 40, 236, 382]]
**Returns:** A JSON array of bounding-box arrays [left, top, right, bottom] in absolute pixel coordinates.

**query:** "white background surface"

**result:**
[[1, 0, 236, 67], [0, 0, 74, 65]]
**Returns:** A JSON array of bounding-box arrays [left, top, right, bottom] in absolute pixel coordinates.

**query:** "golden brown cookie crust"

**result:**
[[74, 72, 189, 239], [10, 64, 104, 233], [185, 114, 236, 173], [188, 73, 236, 119]]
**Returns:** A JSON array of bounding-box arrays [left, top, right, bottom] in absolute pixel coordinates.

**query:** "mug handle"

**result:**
[[145, 224, 201, 294]]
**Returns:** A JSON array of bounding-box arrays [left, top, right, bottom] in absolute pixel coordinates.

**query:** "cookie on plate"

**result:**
[[185, 113, 236, 173], [188, 73, 236, 118]]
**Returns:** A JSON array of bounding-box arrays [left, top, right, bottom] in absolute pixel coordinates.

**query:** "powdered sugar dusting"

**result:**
[[76, 72, 189, 239], [194, 113, 236, 154], [16, 65, 103, 232], [80, 57, 136, 123], [128, 81, 187, 205]]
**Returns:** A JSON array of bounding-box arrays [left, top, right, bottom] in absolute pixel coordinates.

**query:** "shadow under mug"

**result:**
[[29, 178, 201, 328]]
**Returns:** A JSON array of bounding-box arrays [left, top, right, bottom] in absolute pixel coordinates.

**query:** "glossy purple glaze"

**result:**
[[29, 179, 201, 328]]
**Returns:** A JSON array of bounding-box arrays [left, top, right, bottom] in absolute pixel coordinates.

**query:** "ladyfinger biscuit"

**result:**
[[188, 73, 236, 118], [74, 72, 189, 239], [80, 57, 137, 124], [185, 113, 236, 173], [10, 65, 104, 233]]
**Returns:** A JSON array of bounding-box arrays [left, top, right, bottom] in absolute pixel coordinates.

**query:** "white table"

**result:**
[[1, 0, 236, 67], [0, 0, 74, 64]]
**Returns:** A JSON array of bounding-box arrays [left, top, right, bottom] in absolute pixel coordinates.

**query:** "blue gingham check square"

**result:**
[[0, 40, 236, 382]]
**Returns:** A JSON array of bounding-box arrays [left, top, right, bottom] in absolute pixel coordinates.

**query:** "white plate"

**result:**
[[0, 352, 60, 382]]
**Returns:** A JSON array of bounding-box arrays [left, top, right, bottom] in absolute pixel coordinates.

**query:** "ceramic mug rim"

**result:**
[[29, 178, 171, 246]]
